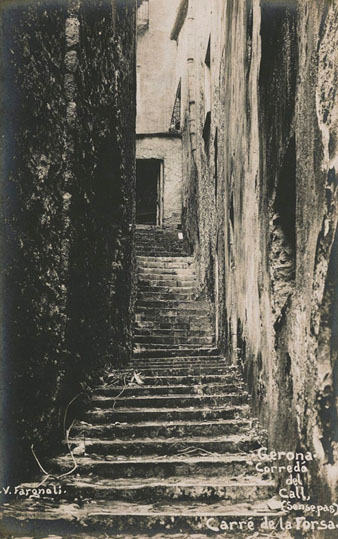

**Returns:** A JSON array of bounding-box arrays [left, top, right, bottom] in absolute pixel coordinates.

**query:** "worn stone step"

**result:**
[[135, 313, 211, 322], [136, 323, 213, 332], [138, 282, 196, 291], [53, 453, 261, 480], [137, 255, 194, 262], [85, 404, 250, 423], [136, 242, 187, 247], [0, 499, 285, 536], [58, 475, 275, 503], [134, 329, 192, 337], [135, 311, 211, 321], [113, 373, 238, 386], [137, 263, 195, 272], [133, 336, 214, 346], [68, 434, 260, 457], [135, 238, 186, 243], [124, 365, 227, 376], [138, 277, 196, 286], [138, 273, 196, 282], [133, 329, 213, 340], [134, 343, 216, 351], [123, 370, 237, 380], [91, 393, 248, 409], [135, 320, 193, 330], [123, 358, 229, 367], [138, 290, 196, 299], [134, 328, 212, 336], [136, 250, 189, 257], [137, 293, 196, 303], [126, 364, 231, 374], [72, 418, 251, 439], [137, 290, 196, 297], [135, 327, 214, 336], [95, 383, 243, 397], [137, 265, 195, 274], [128, 355, 229, 365], [136, 299, 207, 309], [134, 356, 219, 364]]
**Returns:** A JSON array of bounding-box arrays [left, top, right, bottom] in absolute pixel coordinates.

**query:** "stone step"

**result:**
[[138, 276, 196, 285], [135, 320, 210, 330], [135, 238, 186, 243], [137, 261, 194, 269], [137, 256, 194, 262], [114, 365, 237, 377], [133, 335, 214, 345], [110, 373, 238, 386], [91, 393, 248, 409], [138, 273, 196, 282], [137, 292, 196, 301], [1, 499, 286, 536], [56, 475, 275, 503], [137, 263, 195, 271], [128, 355, 229, 364], [137, 267, 196, 276], [135, 310, 211, 320], [53, 453, 261, 480], [68, 434, 260, 457], [136, 300, 208, 309], [85, 404, 250, 423], [72, 418, 251, 439], [136, 250, 189, 257], [124, 368, 233, 378], [133, 347, 218, 357], [95, 383, 243, 398], [133, 347, 218, 358], [138, 285, 196, 294], [138, 279, 196, 288], [120, 363, 229, 375], [134, 328, 213, 337]]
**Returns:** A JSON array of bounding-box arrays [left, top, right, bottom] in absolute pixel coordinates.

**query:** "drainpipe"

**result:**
[[186, 1, 197, 153]]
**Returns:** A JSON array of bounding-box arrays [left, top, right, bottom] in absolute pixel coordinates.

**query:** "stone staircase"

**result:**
[[134, 250, 216, 357], [0, 227, 287, 538]]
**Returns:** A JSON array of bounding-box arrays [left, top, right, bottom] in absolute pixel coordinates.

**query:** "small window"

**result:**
[[169, 79, 181, 132], [203, 35, 211, 154], [204, 36, 211, 116]]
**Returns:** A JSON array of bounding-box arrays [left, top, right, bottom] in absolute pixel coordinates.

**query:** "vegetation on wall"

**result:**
[[1, 0, 136, 483]]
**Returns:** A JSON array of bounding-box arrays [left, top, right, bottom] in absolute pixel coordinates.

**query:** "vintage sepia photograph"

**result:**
[[0, 0, 337, 537]]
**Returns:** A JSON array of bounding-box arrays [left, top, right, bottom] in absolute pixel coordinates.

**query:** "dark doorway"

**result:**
[[136, 159, 163, 224]]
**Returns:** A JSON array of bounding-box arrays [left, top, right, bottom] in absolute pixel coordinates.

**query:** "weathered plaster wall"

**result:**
[[136, 0, 180, 134], [1, 0, 136, 482], [179, 0, 338, 504], [136, 134, 182, 226]]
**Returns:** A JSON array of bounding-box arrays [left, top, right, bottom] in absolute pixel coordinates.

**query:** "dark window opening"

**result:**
[[203, 35, 211, 154], [205, 35, 211, 67], [274, 135, 296, 252], [136, 159, 162, 225], [230, 191, 234, 229], [214, 128, 218, 199], [169, 79, 181, 133], [202, 111, 211, 152]]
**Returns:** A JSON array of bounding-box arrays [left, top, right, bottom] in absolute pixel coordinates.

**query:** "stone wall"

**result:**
[[136, 134, 182, 226], [178, 0, 338, 503], [1, 0, 136, 482]]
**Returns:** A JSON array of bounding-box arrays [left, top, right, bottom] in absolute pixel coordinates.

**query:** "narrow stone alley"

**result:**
[[1, 0, 338, 538]]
